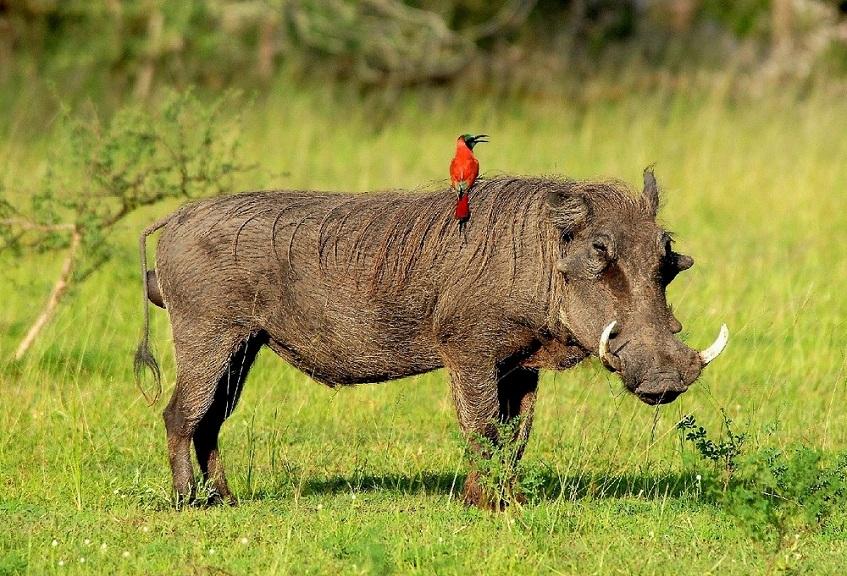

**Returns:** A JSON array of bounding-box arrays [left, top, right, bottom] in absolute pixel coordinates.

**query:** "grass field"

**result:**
[[2, 80, 847, 574]]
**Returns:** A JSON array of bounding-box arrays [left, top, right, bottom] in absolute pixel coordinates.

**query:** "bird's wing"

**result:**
[[450, 156, 461, 185]]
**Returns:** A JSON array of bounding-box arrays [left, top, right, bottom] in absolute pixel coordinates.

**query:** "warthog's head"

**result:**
[[549, 169, 727, 405]]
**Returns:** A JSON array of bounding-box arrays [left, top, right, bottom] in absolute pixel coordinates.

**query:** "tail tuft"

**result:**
[[134, 337, 162, 405]]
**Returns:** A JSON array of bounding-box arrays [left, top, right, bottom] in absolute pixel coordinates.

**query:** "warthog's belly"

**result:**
[[263, 330, 443, 387]]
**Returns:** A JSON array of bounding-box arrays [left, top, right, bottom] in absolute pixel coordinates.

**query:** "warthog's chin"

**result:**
[[633, 386, 685, 406], [627, 375, 691, 405]]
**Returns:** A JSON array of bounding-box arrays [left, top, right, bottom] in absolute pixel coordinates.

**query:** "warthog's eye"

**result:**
[[559, 234, 617, 280], [588, 234, 615, 277]]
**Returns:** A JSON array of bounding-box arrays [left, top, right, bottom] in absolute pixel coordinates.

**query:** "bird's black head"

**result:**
[[459, 133, 488, 150]]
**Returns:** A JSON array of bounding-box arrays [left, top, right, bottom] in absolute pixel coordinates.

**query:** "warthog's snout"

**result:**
[[597, 321, 729, 405]]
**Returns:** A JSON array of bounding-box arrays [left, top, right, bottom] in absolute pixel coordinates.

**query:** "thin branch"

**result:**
[[0, 219, 76, 233], [462, 0, 540, 42], [14, 225, 81, 361]]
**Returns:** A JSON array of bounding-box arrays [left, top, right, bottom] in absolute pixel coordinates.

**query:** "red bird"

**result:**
[[450, 133, 487, 239]]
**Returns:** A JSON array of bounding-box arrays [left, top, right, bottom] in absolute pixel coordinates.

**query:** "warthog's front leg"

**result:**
[[444, 358, 539, 510], [495, 365, 539, 504], [446, 362, 498, 509]]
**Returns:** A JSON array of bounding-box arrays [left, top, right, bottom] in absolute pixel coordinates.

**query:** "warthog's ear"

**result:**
[[547, 189, 590, 237], [643, 165, 660, 216]]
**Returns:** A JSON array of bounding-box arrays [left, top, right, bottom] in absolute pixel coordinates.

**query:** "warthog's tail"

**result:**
[[134, 215, 174, 404]]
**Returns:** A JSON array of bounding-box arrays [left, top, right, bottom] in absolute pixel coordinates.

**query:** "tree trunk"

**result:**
[[134, 8, 163, 100], [257, 17, 278, 80]]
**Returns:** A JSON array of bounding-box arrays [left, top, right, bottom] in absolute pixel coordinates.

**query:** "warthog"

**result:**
[[135, 170, 727, 508]]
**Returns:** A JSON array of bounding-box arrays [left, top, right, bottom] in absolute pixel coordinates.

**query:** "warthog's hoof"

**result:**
[[172, 489, 237, 509], [461, 471, 525, 512], [192, 489, 238, 508], [204, 491, 238, 508]]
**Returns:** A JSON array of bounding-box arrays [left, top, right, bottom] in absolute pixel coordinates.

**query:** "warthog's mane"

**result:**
[[198, 175, 641, 291], [325, 176, 554, 290], [321, 175, 642, 291]]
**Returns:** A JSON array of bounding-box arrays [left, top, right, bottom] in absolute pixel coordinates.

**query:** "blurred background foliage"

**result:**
[[2, 0, 847, 110]]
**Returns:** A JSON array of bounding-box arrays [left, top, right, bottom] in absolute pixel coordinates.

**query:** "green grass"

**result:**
[[2, 80, 847, 574]]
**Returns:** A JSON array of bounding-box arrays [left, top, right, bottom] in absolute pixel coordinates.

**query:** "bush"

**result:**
[[678, 414, 847, 547], [0, 89, 253, 360]]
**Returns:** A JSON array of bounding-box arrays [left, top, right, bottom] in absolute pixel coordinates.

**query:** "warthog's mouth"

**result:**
[[634, 386, 685, 406]]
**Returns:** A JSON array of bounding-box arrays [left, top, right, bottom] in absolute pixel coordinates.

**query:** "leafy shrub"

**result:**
[[467, 418, 544, 510], [678, 414, 847, 546], [726, 447, 847, 544], [0, 89, 253, 359]]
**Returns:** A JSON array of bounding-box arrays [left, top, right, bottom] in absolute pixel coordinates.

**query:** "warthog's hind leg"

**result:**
[[163, 382, 199, 508], [163, 320, 256, 508], [193, 331, 267, 505]]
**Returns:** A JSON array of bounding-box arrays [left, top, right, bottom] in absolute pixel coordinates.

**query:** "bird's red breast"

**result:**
[[454, 193, 470, 221], [450, 139, 479, 190]]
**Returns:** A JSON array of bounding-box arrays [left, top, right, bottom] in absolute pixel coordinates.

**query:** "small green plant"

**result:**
[[677, 413, 746, 485], [467, 418, 542, 511]]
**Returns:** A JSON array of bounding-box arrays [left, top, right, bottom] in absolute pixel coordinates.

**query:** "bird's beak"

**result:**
[[473, 134, 489, 144]]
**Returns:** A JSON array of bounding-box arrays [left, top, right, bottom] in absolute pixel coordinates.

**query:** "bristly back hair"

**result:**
[[178, 174, 648, 297], [309, 175, 645, 293]]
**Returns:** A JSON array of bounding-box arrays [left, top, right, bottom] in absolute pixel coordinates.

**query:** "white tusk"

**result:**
[[598, 321, 620, 371], [699, 324, 729, 366]]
